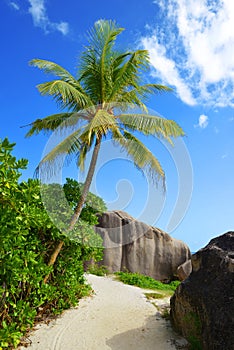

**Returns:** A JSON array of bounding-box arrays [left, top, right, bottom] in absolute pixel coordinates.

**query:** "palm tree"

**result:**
[[25, 20, 185, 282]]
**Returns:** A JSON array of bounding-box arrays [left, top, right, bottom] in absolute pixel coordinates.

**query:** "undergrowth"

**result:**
[[115, 271, 180, 291], [0, 138, 106, 349], [87, 264, 110, 276]]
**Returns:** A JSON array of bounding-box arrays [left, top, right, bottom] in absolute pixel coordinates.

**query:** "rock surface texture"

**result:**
[[95, 211, 191, 281], [170, 231, 234, 350], [177, 260, 192, 281]]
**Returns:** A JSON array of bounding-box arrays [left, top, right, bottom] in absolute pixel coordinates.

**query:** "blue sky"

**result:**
[[1, 0, 234, 251]]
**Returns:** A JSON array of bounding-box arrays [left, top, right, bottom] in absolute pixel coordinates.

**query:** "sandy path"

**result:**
[[20, 274, 187, 350]]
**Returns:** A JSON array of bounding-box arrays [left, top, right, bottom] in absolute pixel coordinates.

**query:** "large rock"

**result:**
[[95, 211, 191, 281], [170, 231, 234, 350], [177, 260, 192, 281]]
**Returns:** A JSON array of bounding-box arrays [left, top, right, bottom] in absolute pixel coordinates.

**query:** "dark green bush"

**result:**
[[0, 138, 106, 348]]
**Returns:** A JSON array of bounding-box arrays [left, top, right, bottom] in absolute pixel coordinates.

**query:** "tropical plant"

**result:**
[[25, 19, 185, 277], [0, 138, 105, 348]]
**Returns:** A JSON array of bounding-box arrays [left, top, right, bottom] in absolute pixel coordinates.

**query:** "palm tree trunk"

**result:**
[[43, 138, 101, 284], [69, 138, 101, 230]]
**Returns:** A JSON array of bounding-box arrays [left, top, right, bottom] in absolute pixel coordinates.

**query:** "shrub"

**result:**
[[87, 264, 110, 276], [0, 138, 106, 348], [115, 271, 180, 291]]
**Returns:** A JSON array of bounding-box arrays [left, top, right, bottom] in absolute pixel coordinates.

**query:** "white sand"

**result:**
[[20, 274, 187, 350]]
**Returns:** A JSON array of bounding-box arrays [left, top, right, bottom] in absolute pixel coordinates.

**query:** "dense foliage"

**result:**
[[0, 138, 106, 349], [115, 272, 180, 291]]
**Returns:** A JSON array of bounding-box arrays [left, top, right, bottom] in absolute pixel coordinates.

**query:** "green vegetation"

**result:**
[[1, 19, 185, 349], [25, 19, 185, 271], [188, 336, 203, 350], [87, 264, 110, 276], [0, 138, 105, 349], [115, 271, 180, 292], [144, 292, 165, 300], [183, 312, 202, 350], [161, 308, 171, 320]]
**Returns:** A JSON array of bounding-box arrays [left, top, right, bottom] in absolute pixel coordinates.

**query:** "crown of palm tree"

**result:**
[[24, 20, 186, 280], [26, 19, 184, 186]]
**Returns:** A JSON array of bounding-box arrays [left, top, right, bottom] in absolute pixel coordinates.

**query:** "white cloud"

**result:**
[[55, 22, 69, 36], [142, 0, 234, 107], [28, 0, 46, 25], [28, 0, 69, 35], [10, 2, 20, 10], [198, 114, 209, 128], [141, 36, 196, 106]]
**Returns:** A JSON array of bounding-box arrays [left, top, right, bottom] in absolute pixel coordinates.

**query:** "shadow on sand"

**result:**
[[105, 314, 179, 350]]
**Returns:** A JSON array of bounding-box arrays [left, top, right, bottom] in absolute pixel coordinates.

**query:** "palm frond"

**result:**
[[113, 84, 172, 111], [108, 50, 150, 102], [87, 20, 124, 58], [30, 59, 93, 109], [112, 129, 165, 186], [78, 49, 102, 103], [98, 22, 124, 102], [25, 112, 75, 137], [110, 51, 132, 70], [41, 130, 83, 163], [24, 111, 92, 137], [124, 84, 172, 100], [79, 20, 124, 103], [140, 83, 173, 93], [30, 59, 76, 82], [76, 142, 90, 171], [114, 90, 148, 112], [36, 80, 91, 110], [36, 127, 85, 179], [118, 114, 185, 145]]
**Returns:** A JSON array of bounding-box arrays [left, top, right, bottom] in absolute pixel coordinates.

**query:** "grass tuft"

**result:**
[[144, 292, 165, 300]]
